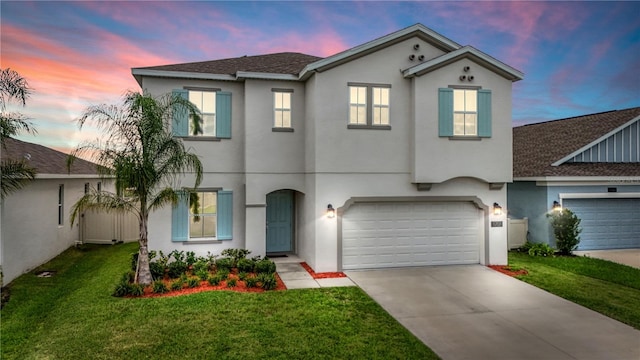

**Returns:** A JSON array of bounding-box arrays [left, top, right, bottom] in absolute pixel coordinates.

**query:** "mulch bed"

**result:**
[[488, 265, 528, 277], [132, 273, 287, 298], [300, 262, 347, 279]]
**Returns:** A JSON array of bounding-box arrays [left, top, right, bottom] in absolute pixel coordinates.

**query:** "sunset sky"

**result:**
[[2, 1, 639, 153]]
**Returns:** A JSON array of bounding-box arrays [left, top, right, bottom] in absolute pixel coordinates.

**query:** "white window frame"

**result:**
[[453, 88, 477, 136], [272, 89, 293, 131], [348, 83, 391, 129], [187, 89, 217, 137], [189, 191, 218, 240], [58, 184, 64, 226]]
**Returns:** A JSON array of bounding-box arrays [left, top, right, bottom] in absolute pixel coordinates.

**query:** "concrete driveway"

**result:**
[[346, 265, 640, 360]]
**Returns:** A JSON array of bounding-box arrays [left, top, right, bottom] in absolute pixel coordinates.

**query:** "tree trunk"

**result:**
[[136, 214, 153, 286]]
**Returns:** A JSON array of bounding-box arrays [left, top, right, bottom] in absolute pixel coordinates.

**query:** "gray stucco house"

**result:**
[[508, 107, 640, 250], [132, 24, 523, 272]]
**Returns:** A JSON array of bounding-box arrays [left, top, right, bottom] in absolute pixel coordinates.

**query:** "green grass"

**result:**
[[1, 243, 438, 359], [509, 251, 640, 329]]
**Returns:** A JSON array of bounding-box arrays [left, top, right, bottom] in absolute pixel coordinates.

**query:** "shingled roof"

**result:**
[[135, 52, 323, 76], [513, 107, 640, 178], [1, 138, 100, 176]]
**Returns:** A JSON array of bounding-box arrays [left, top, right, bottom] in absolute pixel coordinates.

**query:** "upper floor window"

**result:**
[[273, 89, 293, 130], [438, 87, 492, 138], [348, 83, 391, 129], [172, 88, 232, 139]]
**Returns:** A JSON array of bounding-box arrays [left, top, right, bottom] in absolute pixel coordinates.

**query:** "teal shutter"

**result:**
[[172, 89, 189, 136], [477, 89, 492, 137], [438, 88, 454, 137], [171, 191, 189, 242], [217, 190, 233, 240], [216, 92, 232, 138]]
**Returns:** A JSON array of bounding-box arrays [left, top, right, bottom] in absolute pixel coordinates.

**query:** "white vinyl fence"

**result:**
[[80, 209, 139, 244], [507, 217, 528, 249]]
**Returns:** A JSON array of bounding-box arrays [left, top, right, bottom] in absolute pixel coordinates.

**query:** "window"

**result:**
[[348, 84, 391, 128], [189, 192, 217, 239], [172, 89, 232, 139], [438, 88, 492, 138], [172, 190, 233, 241], [58, 184, 64, 225], [273, 90, 292, 129], [84, 183, 90, 194], [188, 90, 216, 136]]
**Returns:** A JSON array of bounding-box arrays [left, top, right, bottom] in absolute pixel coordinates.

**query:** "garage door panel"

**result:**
[[564, 198, 640, 250], [342, 201, 482, 270]]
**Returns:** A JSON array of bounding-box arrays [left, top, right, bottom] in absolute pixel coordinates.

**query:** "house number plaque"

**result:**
[[491, 221, 503, 228]]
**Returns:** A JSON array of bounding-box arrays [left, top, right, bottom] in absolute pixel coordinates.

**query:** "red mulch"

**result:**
[[132, 273, 287, 298], [488, 265, 528, 277], [300, 262, 347, 279]]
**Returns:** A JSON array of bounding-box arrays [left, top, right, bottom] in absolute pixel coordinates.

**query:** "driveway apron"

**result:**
[[346, 265, 640, 360]]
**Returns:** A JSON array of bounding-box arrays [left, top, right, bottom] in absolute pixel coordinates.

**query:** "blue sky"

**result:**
[[2, 1, 639, 153]]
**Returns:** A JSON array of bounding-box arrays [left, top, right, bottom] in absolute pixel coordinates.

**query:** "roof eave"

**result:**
[[131, 68, 237, 84], [299, 23, 461, 78], [235, 71, 299, 81], [403, 46, 524, 82]]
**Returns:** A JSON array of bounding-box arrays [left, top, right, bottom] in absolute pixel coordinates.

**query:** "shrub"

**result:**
[[216, 257, 233, 272], [217, 269, 230, 280], [149, 261, 165, 280], [255, 259, 276, 274], [192, 259, 210, 273], [237, 258, 255, 273], [113, 279, 133, 297], [547, 209, 582, 255], [152, 280, 169, 294], [187, 277, 200, 288], [258, 273, 277, 290], [185, 251, 197, 266], [167, 261, 188, 279], [208, 275, 222, 286], [238, 272, 249, 281], [196, 269, 209, 281], [130, 283, 145, 296], [245, 276, 258, 288], [528, 243, 555, 257], [171, 279, 184, 291], [221, 248, 251, 266], [227, 278, 237, 288]]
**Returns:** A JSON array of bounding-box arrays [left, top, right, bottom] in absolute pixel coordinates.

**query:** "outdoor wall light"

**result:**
[[552, 201, 562, 212], [493, 202, 503, 216], [327, 204, 335, 218]]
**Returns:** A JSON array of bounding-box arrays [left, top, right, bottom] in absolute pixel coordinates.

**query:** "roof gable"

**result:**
[[513, 107, 640, 178], [1, 138, 100, 176], [402, 45, 523, 82]]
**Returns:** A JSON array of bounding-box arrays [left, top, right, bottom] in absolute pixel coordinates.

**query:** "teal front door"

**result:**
[[266, 190, 294, 253]]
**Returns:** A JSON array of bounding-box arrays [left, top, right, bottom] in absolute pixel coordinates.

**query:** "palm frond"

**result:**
[[0, 68, 32, 111], [0, 159, 36, 198], [69, 190, 140, 227]]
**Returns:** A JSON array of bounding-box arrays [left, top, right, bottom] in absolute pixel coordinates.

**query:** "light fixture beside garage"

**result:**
[[493, 203, 503, 216], [327, 204, 335, 218], [552, 201, 562, 212]]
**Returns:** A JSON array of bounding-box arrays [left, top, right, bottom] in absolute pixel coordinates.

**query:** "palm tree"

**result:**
[[1, 68, 37, 199], [69, 91, 203, 285]]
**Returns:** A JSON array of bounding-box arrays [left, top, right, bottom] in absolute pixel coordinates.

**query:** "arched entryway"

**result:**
[[266, 189, 296, 254]]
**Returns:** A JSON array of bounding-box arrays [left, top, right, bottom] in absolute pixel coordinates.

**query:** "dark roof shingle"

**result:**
[[135, 52, 323, 76], [1, 138, 100, 175], [513, 107, 640, 177]]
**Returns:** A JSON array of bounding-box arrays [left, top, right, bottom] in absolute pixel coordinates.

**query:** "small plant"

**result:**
[[196, 269, 210, 281], [149, 261, 165, 280], [528, 243, 555, 257], [167, 261, 188, 279], [238, 272, 249, 281], [227, 277, 237, 288], [237, 258, 255, 273], [152, 279, 169, 294], [216, 257, 233, 272], [113, 279, 133, 297], [217, 269, 230, 280], [547, 208, 582, 255], [221, 248, 251, 266], [171, 279, 184, 291], [187, 277, 200, 288], [192, 259, 209, 273], [185, 251, 197, 267], [245, 276, 258, 288], [255, 259, 276, 274], [130, 283, 145, 296], [258, 273, 277, 290], [208, 275, 221, 286]]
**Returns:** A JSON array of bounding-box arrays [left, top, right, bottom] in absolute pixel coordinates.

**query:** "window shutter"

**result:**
[[217, 190, 233, 240], [438, 88, 454, 137], [477, 89, 492, 137], [171, 191, 189, 242], [216, 92, 232, 138], [172, 89, 189, 136]]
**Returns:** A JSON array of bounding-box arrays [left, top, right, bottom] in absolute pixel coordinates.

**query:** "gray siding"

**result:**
[[568, 119, 640, 163]]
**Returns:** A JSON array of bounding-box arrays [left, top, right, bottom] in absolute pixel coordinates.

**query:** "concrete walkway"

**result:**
[[273, 256, 355, 289], [347, 265, 640, 360], [574, 249, 640, 269]]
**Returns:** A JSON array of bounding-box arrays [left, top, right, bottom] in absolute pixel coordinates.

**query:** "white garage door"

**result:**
[[342, 202, 482, 270], [563, 198, 640, 250]]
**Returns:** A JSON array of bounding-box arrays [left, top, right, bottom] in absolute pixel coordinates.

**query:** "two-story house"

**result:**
[[132, 24, 523, 272]]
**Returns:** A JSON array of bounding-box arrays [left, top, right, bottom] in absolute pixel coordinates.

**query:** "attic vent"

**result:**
[[413, 44, 420, 50]]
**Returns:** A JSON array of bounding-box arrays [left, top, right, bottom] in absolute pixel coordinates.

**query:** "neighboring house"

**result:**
[[508, 107, 640, 250], [0, 138, 110, 284], [132, 24, 523, 272]]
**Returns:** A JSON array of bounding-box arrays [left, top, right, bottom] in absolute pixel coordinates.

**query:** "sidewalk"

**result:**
[[272, 255, 355, 289]]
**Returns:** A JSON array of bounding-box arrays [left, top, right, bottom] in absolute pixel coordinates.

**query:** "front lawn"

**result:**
[[1, 243, 438, 359], [508, 251, 640, 329]]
